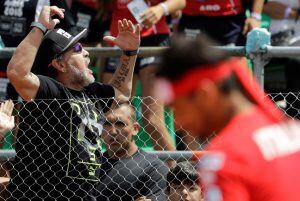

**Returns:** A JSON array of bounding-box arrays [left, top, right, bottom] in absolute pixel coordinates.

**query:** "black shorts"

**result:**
[[178, 14, 246, 46], [104, 34, 170, 74]]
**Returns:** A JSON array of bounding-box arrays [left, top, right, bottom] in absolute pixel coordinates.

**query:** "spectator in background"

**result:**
[[7, 5, 140, 200], [177, 0, 264, 45], [49, 0, 108, 46], [155, 35, 300, 201], [101, 0, 186, 152], [263, 0, 300, 119], [96, 102, 169, 201], [166, 161, 203, 201], [0, 0, 50, 100]]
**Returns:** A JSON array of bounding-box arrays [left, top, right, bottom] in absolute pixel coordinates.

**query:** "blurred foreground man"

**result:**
[[155, 35, 300, 201]]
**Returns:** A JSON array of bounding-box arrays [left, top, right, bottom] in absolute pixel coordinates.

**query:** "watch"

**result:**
[[30, 22, 47, 34], [123, 49, 139, 56]]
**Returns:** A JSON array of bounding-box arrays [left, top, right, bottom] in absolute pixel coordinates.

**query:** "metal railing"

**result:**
[[0, 150, 205, 161], [1, 45, 300, 161], [2, 45, 300, 88]]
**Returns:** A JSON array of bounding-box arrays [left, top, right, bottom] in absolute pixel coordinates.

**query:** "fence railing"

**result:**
[[2, 45, 300, 88], [0, 46, 300, 200], [0, 150, 205, 161]]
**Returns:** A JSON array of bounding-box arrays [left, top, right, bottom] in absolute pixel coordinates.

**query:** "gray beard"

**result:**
[[70, 65, 95, 87]]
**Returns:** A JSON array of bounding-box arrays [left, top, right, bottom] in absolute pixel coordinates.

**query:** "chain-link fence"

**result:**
[[0, 98, 207, 200], [0, 46, 300, 200], [0, 92, 298, 200]]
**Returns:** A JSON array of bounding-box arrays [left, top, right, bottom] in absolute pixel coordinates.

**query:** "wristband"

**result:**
[[30, 22, 47, 34], [123, 49, 139, 56], [160, 3, 169, 16], [284, 7, 292, 19], [250, 12, 262, 21]]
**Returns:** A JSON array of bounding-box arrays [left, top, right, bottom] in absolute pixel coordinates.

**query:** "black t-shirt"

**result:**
[[8, 75, 115, 200], [95, 149, 169, 201]]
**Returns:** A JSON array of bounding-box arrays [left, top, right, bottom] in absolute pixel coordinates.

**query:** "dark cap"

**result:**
[[32, 28, 87, 78]]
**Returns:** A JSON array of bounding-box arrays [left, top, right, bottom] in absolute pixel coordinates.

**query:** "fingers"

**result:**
[[49, 6, 65, 19], [51, 18, 61, 27], [119, 19, 135, 32], [118, 20, 124, 32], [103, 36, 117, 44], [135, 24, 141, 36], [3, 100, 14, 116], [242, 20, 250, 35], [123, 19, 129, 29], [127, 20, 134, 32]]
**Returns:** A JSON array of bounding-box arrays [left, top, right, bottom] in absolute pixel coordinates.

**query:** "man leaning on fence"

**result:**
[[6, 5, 140, 200], [95, 102, 169, 201]]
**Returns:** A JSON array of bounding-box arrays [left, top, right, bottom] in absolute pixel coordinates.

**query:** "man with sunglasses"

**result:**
[[6, 5, 140, 200]]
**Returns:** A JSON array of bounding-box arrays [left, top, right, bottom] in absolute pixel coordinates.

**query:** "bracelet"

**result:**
[[30, 22, 47, 34], [123, 49, 139, 56], [171, 18, 180, 25], [250, 12, 262, 21], [284, 7, 292, 19], [160, 3, 169, 16]]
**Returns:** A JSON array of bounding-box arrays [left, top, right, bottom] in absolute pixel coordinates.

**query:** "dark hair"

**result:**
[[157, 34, 230, 81], [108, 100, 137, 123], [157, 34, 243, 93], [166, 161, 200, 193]]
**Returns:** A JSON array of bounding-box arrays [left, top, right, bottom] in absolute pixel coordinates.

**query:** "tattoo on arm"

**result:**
[[112, 57, 130, 89]]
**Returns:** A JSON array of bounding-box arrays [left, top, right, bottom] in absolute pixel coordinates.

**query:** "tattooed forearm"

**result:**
[[110, 55, 137, 99], [112, 57, 130, 88]]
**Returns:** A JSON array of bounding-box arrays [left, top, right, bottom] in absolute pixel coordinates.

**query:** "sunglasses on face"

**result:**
[[54, 43, 83, 60], [72, 43, 83, 53]]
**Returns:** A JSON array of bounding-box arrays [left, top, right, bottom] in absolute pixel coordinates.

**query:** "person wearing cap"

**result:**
[[6, 5, 140, 200], [155, 35, 300, 201]]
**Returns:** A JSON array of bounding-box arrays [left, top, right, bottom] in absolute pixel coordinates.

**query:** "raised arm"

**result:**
[[263, 1, 298, 20], [141, 0, 186, 28], [7, 6, 64, 101], [104, 19, 141, 101], [243, 0, 264, 35]]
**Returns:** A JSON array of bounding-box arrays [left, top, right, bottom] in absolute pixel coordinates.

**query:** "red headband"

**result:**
[[155, 58, 284, 122]]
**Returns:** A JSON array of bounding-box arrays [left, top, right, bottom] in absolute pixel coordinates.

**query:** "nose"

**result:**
[[182, 188, 190, 201], [83, 48, 89, 57], [109, 126, 118, 135]]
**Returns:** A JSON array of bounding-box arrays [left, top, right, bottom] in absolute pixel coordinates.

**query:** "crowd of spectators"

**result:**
[[0, 0, 299, 200]]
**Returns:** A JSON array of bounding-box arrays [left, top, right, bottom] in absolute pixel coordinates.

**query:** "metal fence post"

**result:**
[[249, 49, 270, 90]]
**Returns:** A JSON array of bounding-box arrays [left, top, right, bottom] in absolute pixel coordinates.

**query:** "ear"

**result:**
[[51, 59, 67, 73], [132, 122, 140, 136]]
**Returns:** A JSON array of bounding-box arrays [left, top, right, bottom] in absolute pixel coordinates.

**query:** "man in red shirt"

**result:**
[[155, 35, 300, 201], [101, 0, 186, 152]]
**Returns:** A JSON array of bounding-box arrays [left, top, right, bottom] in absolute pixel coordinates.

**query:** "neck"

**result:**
[[56, 74, 84, 91], [228, 90, 255, 116], [210, 90, 255, 136], [108, 143, 138, 160]]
